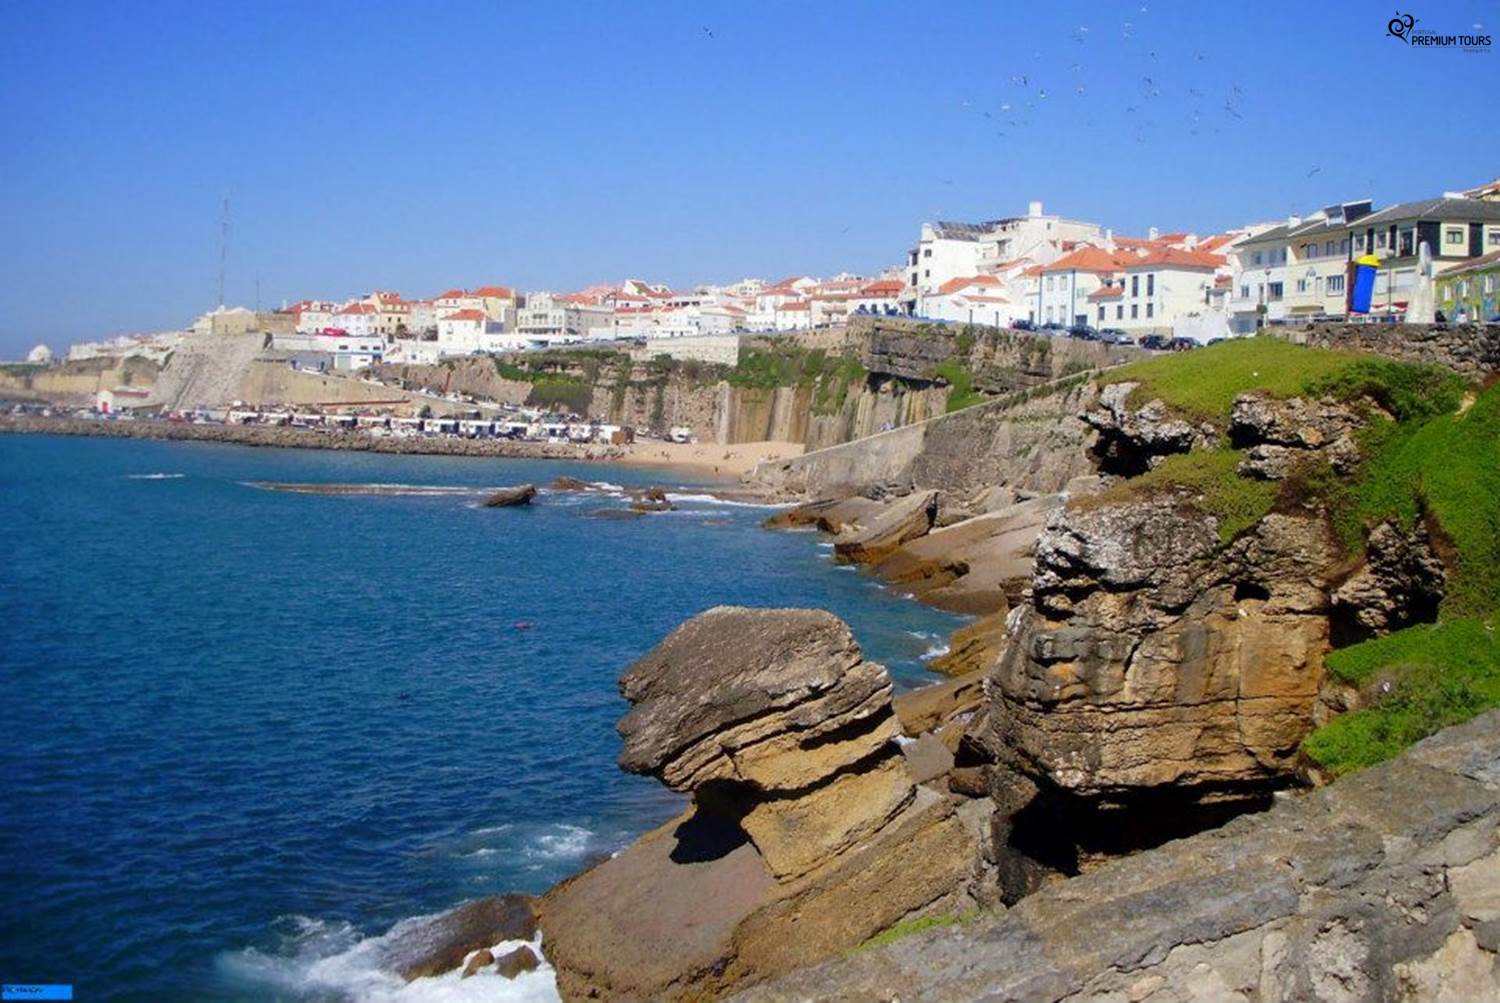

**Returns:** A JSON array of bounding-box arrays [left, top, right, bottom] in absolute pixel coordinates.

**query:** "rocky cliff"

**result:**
[[736, 708, 1500, 1003]]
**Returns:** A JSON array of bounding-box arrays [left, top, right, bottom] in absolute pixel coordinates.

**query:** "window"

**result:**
[[1098, 306, 1105, 321], [1486, 275, 1497, 294], [1131, 275, 1139, 296], [1296, 278, 1308, 293], [1116, 305, 1124, 319], [923, 248, 932, 258], [1046, 276, 1054, 290], [1325, 240, 1336, 256], [1327, 274, 1345, 294], [1304, 243, 1317, 259], [1446, 229, 1465, 246], [1147, 273, 1155, 296], [1146, 303, 1153, 318], [1251, 252, 1263, 266], [1268, 282, 1284, 301], [924, 269, 930, 278], [1355, 234, 1366, 252], [1340, 238, 1350, 254], [1489, 228, 1500, 247], [1130, 304, 1139, 319], [1240, 285, 1250, 298], [1377, 232, 1388, 249]]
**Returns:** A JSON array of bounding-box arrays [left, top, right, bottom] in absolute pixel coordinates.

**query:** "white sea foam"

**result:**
[[125, 472, 185, 480], [219, 914, 560, 1002], [522, 824, 594, 862], [906, 630, 938, 641], [588, 481, 624, 492], [920, 643, 951, 661], [817, 541, 835, 549], [664, 492, 784, 509], [470, 824, 513, 837]]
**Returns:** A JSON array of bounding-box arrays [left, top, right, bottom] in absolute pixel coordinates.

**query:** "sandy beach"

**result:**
[[613, 439, 805, 479]]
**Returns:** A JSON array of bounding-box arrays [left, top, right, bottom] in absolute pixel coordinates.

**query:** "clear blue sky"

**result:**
[[2, 0, 1496, 355]]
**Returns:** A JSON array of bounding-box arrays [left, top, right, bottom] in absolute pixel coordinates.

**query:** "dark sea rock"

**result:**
[[482, 484, 537, 507], [494, 944, 541, 979], [377, 893, 537, 981]]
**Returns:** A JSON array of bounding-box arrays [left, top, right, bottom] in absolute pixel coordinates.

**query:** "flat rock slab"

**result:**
[[540, 808, 777, 1001], [834, 490, 939, 564]]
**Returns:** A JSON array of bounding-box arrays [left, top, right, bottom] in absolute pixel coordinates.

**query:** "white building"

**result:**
[[921, 275, 1021, 327], [293, 300, 343, 334], [904, 201, 1105, 311]]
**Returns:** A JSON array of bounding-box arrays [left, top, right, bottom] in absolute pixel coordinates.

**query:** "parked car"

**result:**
[[1138, 334, 1170, 351], [1098, 328, 1131, 344], [1068, 324, 1098, 340], [1040, 321, 1067, 332], [1011, 318, 1036, 331], [1167, 337, 1198, 351]]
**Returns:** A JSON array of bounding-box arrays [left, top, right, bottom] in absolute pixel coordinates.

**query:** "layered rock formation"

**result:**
[[736, 709, 1500, 1003], [539, 607, 996, 1001], [1331, 520, 1447, 639]]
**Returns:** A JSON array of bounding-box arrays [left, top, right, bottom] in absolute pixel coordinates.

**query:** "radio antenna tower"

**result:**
[[217, 196, 230, 308]]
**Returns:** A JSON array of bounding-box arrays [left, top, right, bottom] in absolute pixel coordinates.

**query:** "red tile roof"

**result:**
[[1087, 285, 1124, 300], [436, 289, 469, 300], [442, 309, 487, 322], [337, 303, 377, 315], [472, 286, 515, 299], [778, 301, 810, 311], [937, 275, 1002, 295], [859, 278, 906, 296], [1126, 247, 1226, 270], [1042, 246, 1135, 274]]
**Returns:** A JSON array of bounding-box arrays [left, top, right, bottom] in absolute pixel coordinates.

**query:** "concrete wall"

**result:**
[[1290, 322, 1500, 378], [754, 375, 1098, 499], [630, 335, 743, 366]]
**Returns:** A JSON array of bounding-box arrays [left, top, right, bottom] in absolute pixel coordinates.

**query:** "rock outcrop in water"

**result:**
[[539, 607, 996, 1001], [482, 484, 538, 507]]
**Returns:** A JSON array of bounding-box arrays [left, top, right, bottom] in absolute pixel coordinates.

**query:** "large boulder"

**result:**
[[994, 501, 1337, 798], [618, 607, 895, 793], [541, 607, 995, 1001]]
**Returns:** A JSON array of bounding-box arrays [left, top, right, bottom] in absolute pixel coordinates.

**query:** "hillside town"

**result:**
[[14, 176, 1500, 385]]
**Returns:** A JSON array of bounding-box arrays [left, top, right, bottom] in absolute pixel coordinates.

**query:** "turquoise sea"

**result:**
[[0, 434, 963, 1002]]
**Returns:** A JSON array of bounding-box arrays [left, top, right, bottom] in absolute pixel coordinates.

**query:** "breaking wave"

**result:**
[[218, 913, 559, 1002]]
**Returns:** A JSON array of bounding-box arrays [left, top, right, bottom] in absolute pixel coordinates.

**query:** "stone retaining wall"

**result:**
[[1290, 322, 1500, 378]]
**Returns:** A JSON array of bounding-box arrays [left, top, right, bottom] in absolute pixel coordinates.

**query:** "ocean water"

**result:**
[[0, 435, 965, 1002]]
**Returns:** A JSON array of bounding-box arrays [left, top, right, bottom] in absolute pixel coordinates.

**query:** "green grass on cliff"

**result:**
[[1089, 340, 1499, 775], [932, 359, 987, 412], [1303, 382, 1500, 775], [1077, 448, 1277, 542], [1101, 336, 1463, 425], [1303, 618, 1500, 775]]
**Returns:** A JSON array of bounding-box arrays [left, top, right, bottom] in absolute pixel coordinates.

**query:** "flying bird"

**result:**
[[702, 26, 713, 38], [1306, 167, 1322, 178]]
